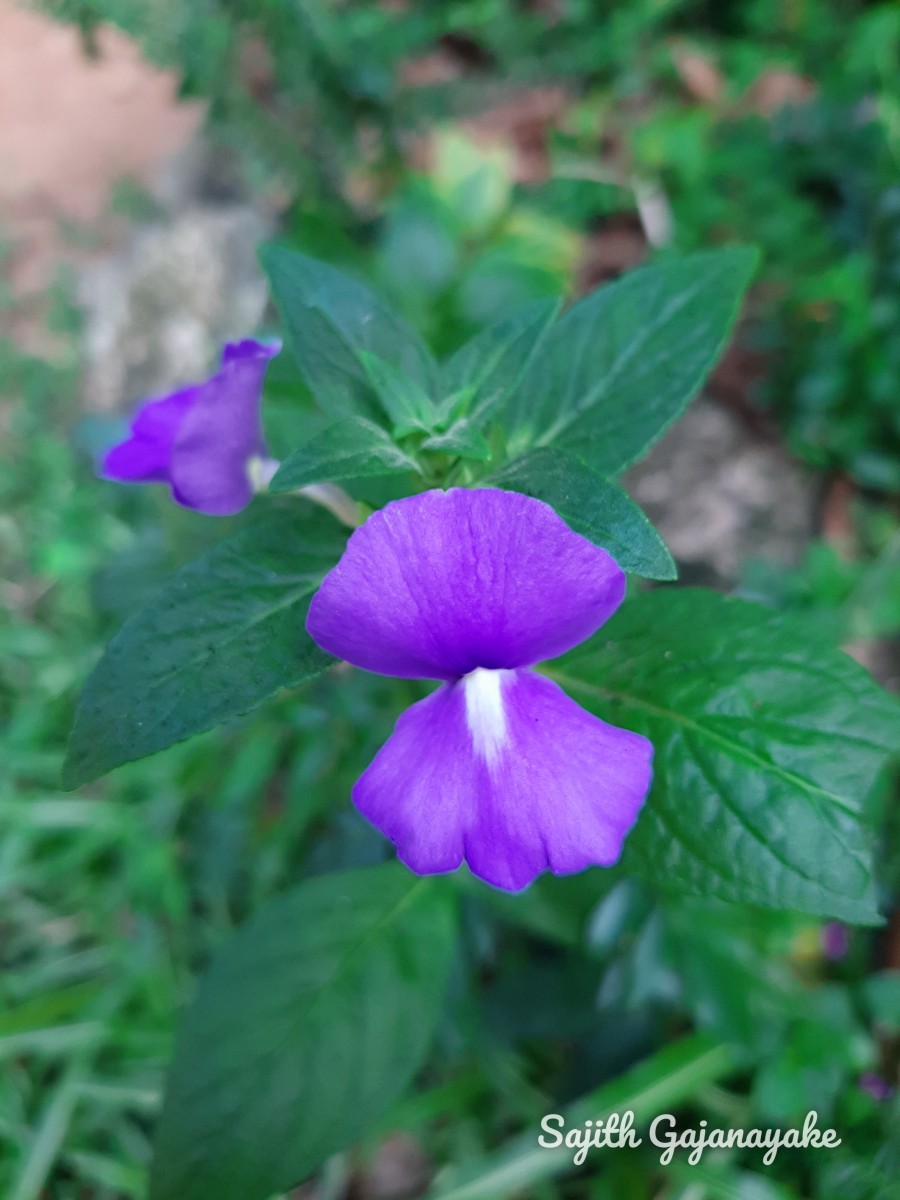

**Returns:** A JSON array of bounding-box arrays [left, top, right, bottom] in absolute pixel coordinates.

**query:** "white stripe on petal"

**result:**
[[463, 668, 512, 768]]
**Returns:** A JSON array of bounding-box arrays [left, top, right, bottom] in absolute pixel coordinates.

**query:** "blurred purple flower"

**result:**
[[859, 1072, 894, 1102], [307, 488, 654, 891], [821, 921, 850, 961], [102, 338, 280, 515]]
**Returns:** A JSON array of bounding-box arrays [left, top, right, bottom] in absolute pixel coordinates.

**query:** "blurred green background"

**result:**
[[2, 1, 899, 1197]]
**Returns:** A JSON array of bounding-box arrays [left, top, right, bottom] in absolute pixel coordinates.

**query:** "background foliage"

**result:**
[[3, 1, 900, 1198]]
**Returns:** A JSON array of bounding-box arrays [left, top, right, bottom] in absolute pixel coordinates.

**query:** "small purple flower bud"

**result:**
[[859, 1072, 894, 1102], [821, 921, 850, 961], [102, 338, 280, 516]]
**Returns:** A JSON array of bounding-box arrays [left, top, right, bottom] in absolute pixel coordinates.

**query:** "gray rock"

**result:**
[[625, 399, 816, 584], [78, 202, 273, 411]]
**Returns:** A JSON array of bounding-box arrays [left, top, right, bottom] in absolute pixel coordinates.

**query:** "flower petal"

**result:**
[[354, 668, 652, 890], [102, 386, 199, 483], [169, 339, 278, 516], [220, 337, 282, 366], [307, 488, 625, 679]]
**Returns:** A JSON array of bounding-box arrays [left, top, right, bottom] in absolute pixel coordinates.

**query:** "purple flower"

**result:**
[[307, 488, 654, 891], [102, 339, 280, 516], [859, 1072, 894, 1102], [821, 921, 850, 961]]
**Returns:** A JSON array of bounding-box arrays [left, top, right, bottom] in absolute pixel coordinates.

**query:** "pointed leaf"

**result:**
[[489, 448, 676, 580], [271, 417, 421, 491], [506, 247, 758, 472], [359, 351, 437, 435], [547, 590, 900, 923], [64, 511, 345, 787], [150, 866, 457, 1200], [260, 246, 436, 419], [422, 419, 492, 462], [432, 387, 475, 432], [441, 297, 561, 426]]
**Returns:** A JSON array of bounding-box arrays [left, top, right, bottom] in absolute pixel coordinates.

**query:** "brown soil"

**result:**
[[0, 0, 201, 305]]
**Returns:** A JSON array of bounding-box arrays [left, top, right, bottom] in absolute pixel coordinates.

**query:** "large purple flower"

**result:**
[[102, 338, 280, 516], [307, 488, 653, 891]]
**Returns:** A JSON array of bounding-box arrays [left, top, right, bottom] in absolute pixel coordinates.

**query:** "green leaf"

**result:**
[[546, 590, 900, 923], [428, 1034, 734, 1200], [441, 297, 560, 426], [64, 510, 345, 787], [432, 386, 474, 432], [422, 419, 492, 462], [271, 416, 421, 491], [359, 350, 437, 435], [149, 865, 457, 1200], [660, 899, 803, 1050], [260, 246, 436, 419], [488, 448, 676, 580], [505, 247, 758, 472]]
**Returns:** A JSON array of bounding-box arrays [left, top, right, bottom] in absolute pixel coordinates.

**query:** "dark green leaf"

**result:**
[[488, 448, 676, 580], [271, 417, 421, 491], [260, 246, 436, 419], [64, 510, 345, 787], [422, 419, 492, 462], [150, 865, 457, 1200], [547, 590, 900, 923], [441, 297, 560, 426], [432, 386, 473, 432], [457, 870, 616, 949], [660, 899, 803, 1049], [505, 247, 758, 473], [359, 350, 437, 435]]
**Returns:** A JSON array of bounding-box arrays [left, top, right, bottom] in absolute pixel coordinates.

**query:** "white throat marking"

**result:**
[[463, 668, 511, 768]]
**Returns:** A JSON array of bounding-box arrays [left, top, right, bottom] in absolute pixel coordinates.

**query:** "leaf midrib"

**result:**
[[275, 421, 418, 488], [116, 577, 325, 704], [299, 286, 433, 399], [533, 265, 725, 448], [546, 668, 861, 817]]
